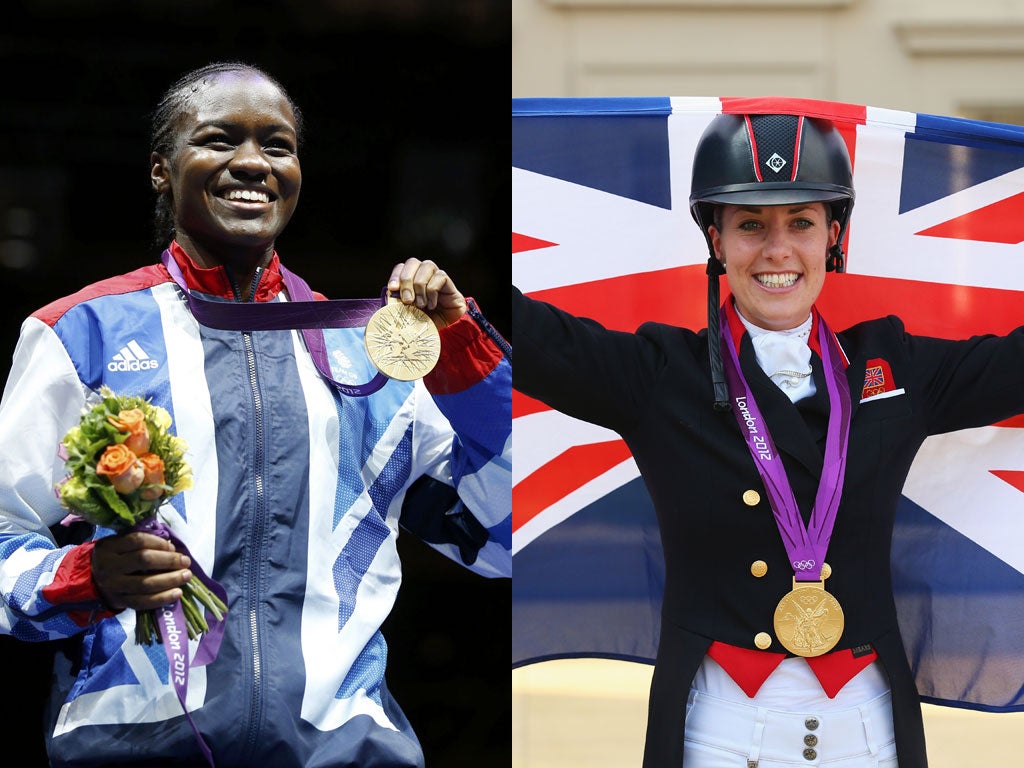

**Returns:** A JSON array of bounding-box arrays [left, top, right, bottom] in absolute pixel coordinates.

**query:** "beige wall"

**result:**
[[512, 0, 1024, 123]]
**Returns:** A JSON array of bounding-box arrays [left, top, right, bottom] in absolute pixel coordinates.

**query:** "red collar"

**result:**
[[722, 299, 846, 366], [167, 241, 285, 302]]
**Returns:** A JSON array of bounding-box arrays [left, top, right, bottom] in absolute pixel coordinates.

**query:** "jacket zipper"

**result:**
[[230, 268, 268, 755]]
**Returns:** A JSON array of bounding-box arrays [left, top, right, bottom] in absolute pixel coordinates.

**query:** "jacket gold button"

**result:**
[[754, 632, 772, 650], [742, 489, 761, 506], [805, 716, 819, 730], [804, 734, 818, 747], [750, 560, 768, 578], [803, 747, 817, 760]]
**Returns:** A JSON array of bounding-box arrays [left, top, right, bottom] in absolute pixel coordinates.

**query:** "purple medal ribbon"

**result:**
[[134, 516, 227, 767], [719, 305, 852, 582], [160, 249, 389, 397]]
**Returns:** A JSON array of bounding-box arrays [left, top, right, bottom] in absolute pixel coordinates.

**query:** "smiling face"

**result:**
[[150, 71, 302, 273], [709, 202, 839, 331]]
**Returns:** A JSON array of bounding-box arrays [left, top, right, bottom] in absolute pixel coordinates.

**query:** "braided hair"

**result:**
[[148, 61, 305, 249]]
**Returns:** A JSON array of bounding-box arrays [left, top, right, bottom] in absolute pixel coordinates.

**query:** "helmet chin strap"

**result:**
[[706, 255, 731, 412], [827, 243, 846, 273]]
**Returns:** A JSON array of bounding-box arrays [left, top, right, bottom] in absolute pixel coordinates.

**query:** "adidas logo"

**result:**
[[107, 340, 160, 372]]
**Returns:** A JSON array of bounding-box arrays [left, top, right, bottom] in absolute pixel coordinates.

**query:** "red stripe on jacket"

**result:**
[[41, 542, 117, 627], [424, 299, 504, 395]]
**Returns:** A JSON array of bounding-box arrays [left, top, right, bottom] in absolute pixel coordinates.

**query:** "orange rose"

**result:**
[[108, 409, 150, 455], [95, 444, 144, 494], [138, 453, 166, 500]]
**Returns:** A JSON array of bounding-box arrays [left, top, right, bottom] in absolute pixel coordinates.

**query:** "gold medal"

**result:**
[[364, 298, 441, 381], [773, 578, 844, 657]]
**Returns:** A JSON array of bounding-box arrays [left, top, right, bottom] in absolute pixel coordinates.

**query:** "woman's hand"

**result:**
[[91, 531, 192, 611], [388, 258, 467, 328]]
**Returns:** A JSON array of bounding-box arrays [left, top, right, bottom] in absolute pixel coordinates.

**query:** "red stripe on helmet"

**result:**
[[791, 115, 804, 181], [744, 115, 763, 182]]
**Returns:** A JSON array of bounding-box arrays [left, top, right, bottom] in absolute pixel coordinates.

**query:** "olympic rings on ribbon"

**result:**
[[793, 559, 816, 570]]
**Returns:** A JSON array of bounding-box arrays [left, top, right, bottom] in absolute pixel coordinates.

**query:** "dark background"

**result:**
[[0, 1, 509, 766]]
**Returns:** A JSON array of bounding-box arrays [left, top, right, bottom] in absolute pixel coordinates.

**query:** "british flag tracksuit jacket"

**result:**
[[0, 243, 511, 767]]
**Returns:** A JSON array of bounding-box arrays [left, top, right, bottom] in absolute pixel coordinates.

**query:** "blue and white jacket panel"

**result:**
[[0, 254, 511, 767]]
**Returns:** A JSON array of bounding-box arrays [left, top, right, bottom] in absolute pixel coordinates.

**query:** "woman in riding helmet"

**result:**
[[512, 111, 1024, 767]]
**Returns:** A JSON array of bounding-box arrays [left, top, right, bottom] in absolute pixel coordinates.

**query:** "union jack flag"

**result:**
[[860, 357, 897, 401], [512, 96, 1024, 712]]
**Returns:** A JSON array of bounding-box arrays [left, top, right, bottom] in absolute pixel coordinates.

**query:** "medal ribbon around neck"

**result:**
[[161, 248, 389, 397], [719, 303, 852, 582]]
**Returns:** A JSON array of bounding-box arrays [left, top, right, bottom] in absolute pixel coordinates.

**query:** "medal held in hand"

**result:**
[[364, 297, 441, 381], [774, 577, 845, 657], [162, 249, 441, 395]]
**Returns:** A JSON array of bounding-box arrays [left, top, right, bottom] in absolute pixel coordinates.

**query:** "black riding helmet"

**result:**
[[688, 113, 856, 410]]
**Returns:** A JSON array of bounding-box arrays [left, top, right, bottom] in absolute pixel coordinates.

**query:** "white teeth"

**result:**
[[225, 189, 270, 203], [756, 272, 799, 288]]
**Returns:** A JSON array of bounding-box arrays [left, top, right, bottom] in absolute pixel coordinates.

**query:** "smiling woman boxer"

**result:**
[[0, 61, 510, 768]]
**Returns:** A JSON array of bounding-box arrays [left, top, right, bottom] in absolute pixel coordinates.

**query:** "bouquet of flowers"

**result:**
[[57, 386, 227, 645]]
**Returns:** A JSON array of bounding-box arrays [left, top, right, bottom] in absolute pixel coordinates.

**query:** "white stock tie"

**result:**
[[743, 315, 815, 403]]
